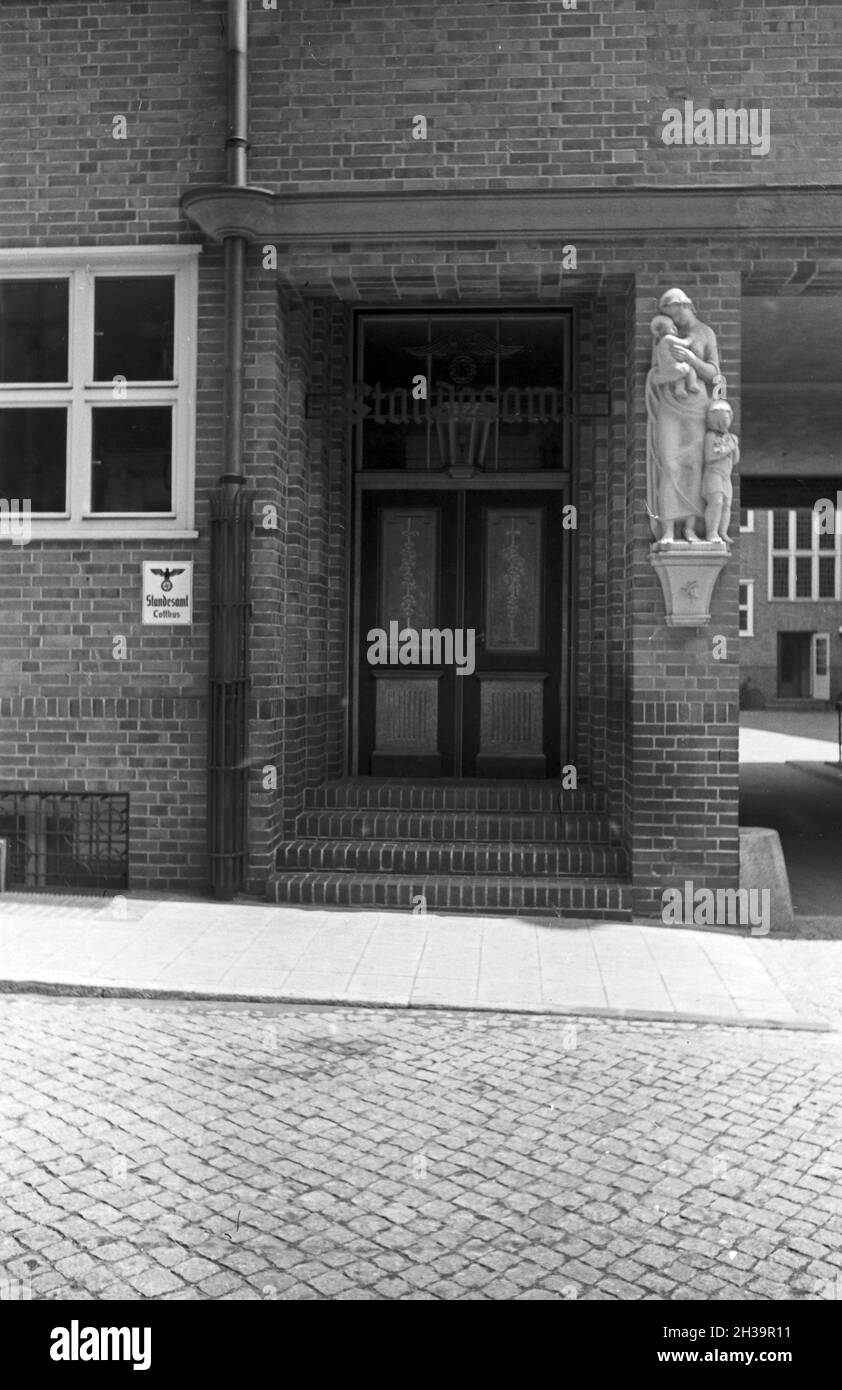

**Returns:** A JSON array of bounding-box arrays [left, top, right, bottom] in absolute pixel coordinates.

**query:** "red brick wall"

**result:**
[[606, 283, 633, 830], [0, 246, 226, 890], [573, 288, 629, 794], [0, 2, 226, 247], [0, 546, 210, 890], [248, 1, 842, 193], [244, 277, 351, 893], [0, 3, 228, 890], [0, 247, 225, 892]]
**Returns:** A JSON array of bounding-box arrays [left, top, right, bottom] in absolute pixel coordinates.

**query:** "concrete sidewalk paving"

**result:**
[[739, 709, 842, 765], [0, 892, 838, 1031]]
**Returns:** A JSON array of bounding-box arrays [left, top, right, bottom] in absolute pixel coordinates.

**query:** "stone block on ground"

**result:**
[[740, 827, 794, 933]]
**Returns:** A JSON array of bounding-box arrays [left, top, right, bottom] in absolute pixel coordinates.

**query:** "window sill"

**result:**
[[17, 528, 200, 543]]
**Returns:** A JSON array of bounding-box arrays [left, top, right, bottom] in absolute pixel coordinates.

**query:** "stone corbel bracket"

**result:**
[[649, 543, 730, 627]]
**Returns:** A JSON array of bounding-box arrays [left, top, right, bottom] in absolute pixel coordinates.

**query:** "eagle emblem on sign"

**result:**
[[150, 567, 185, 593]]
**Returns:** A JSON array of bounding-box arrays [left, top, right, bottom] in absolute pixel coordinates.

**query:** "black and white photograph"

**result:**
[[0, 0, 840, 1360]]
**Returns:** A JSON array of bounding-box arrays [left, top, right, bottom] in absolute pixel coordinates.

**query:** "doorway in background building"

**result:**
[[778, 633, 811, 698], [777, 631, 830, 699]]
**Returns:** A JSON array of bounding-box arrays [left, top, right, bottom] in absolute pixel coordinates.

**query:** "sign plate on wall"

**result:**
[[142, 561, 193, 625]]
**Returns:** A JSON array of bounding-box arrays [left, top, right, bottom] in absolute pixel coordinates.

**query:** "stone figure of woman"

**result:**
[[646, 288, 724, 543]]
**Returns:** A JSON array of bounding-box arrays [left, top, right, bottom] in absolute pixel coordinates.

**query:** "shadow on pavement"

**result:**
[[740, 760, 842, 921]]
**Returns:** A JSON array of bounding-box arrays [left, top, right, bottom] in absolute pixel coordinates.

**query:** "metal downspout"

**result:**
[[208, 0, 252, 898]]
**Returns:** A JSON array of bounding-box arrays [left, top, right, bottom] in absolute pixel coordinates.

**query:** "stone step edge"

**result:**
[[269, 870, 631, 885], [302, 782, 610, 809], [293, 813, 619, 843], [268, 871, 633, 912], [276, 838, 628, 870]]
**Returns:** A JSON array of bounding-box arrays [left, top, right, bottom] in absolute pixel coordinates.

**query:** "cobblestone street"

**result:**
[[1, 996, 840, 1302]]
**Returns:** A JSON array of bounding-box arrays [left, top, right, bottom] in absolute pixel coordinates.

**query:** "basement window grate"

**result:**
[[0, 792, 129, 892]]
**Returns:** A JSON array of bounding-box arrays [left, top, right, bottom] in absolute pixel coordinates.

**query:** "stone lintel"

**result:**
[[180, 184, 842, 245]]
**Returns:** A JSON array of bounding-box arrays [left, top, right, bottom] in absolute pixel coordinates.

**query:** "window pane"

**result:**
[[795, 510, 812, 549], [0, 279, 68, 383], [772, 510, 789, 550], [818, 522, 836, 550], [359, 317, 430, 470], [0, 407, 67, 510], [94, 277, 174, 381], [497, 315, 567, 471], [816, 639, 829, 677], [91, 407, 172, 512], [356, 312, 569, 474], [739, 508, 748, 528], [772, 557, 789, 597], [427, 316, 498, 473], [795, 556, 812, 597], [819, 556, 836, 598], [738, 583, 751, 634]]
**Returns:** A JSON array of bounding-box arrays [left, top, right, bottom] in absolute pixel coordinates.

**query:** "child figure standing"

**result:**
[[702, 400, 739, 543]]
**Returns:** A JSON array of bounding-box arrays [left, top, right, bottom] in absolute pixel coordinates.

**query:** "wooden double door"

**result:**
[[356, 487, 568, 777]]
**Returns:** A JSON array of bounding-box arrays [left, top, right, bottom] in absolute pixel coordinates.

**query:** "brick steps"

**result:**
[[302, 779, 607, 813], [270, 780, 631, 918], [277, 837, 627, 878], [294, 809, 618, 844], [268, 870, 632, 918]]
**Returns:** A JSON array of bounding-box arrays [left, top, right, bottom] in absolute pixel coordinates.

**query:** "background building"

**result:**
[[739, 297, 842, 706], [739, 507, 842, 706]]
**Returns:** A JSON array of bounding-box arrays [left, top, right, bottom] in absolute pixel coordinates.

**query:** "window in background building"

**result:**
[[768, 508, 841, 601], [739, 508, 754, 532], [739, 579, 755, 636], [0, 247, 199, 538]]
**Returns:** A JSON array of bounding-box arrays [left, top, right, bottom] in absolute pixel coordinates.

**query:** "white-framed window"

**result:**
[[0, 246, 200, 538], [768, 507, 841, 601], [739, 508, 754, 532], [738, 579, 754, 636]]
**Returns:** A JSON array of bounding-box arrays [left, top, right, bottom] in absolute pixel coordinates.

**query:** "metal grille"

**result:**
[[0, 792, 129, 891]]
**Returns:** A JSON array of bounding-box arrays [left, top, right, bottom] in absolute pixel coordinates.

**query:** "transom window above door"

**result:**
[[355, 312, 571, 476]]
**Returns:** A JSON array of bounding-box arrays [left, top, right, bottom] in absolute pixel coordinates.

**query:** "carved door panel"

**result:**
[[357, 489, 565, 777], [462, 492, 564, 778], [358, 492, 458, 776]]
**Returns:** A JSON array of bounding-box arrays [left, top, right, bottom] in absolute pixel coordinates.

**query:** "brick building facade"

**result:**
[[738, 297, 842, 707], [739, 508, 842, 706], [2, 2, 841, 917]]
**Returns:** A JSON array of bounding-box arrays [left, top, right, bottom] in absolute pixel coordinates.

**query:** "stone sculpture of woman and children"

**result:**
[[646, 287, 739, 548]]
